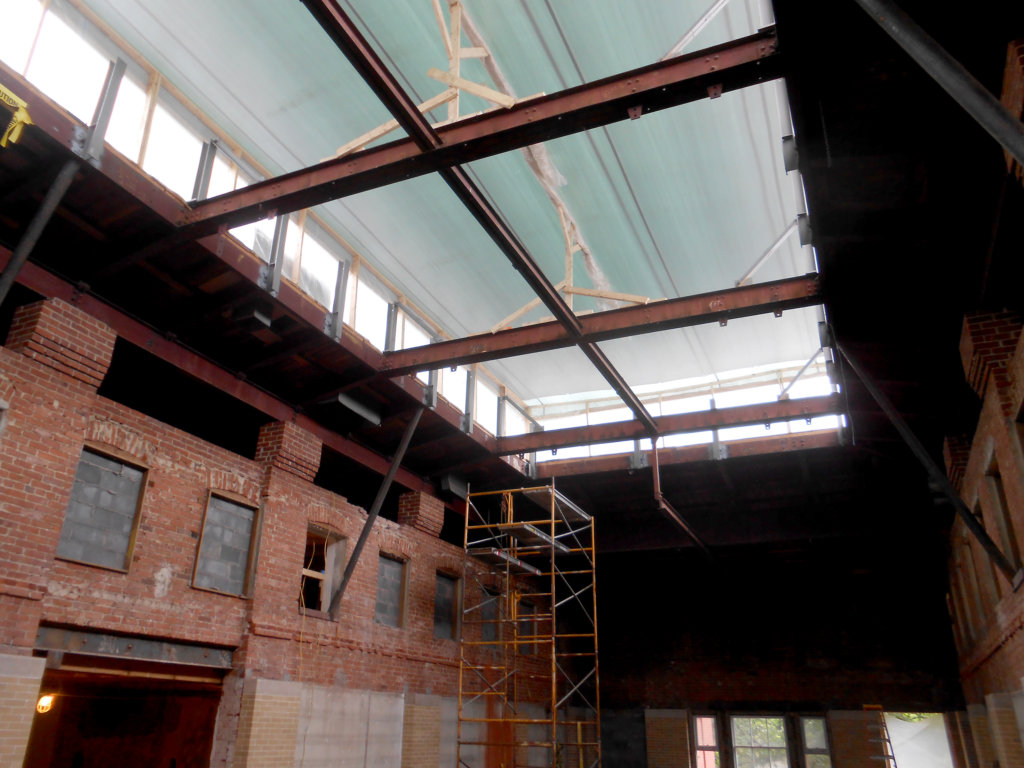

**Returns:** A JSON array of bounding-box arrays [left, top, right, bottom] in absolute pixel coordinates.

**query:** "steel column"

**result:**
[[838, 343, 1022, 585], [852, 0, 1024, 168], [329, 406, 425, 615]]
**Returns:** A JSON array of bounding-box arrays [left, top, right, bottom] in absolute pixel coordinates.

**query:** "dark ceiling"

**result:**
[[0, 0, 1022, 579]]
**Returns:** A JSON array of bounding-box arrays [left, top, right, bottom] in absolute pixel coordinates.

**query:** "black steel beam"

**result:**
[[178, 27, 780, 236], [299, 0, 659, 434], [383, 274, 821, 375]]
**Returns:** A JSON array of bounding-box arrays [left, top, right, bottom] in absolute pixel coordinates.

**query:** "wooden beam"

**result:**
[[328, 89, 457, 159], [426, 67, 516, 108]]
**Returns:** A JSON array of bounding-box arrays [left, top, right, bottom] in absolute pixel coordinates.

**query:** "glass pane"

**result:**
[[734, 748, 754, 768], [751, 718, 768, 747], [752, 748, 772, 768], [503, 401, 529, 436], [142, 102, 204, 200], [0, 0, 43, 73], [802, 718, 827, 751], [26, 10, 109, 122], [733, 718, 752, 748], [697, 751, 720, 768], [806, 756, 831, 768], [767, 718, 786, 748], [105, 75, 147, 161], [696, 716, 718, 747]]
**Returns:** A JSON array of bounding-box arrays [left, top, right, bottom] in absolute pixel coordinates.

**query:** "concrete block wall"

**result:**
[[0, 654, 44, 768]]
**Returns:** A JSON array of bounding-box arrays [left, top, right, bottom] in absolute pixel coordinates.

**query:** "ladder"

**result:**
[[864, 705, 897, 768]]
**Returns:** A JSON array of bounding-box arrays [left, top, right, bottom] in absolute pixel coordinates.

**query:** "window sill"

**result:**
[[190, 583, 247, 599], [299, 607, 336, 622], [55, 555, 129, 574]]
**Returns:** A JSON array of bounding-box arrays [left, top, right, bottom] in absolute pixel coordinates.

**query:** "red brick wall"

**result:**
[[1002, 40, 1024, 183], [0, 298, 548, 765]]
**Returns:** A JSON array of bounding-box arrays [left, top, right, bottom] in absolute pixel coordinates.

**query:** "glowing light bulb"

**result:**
[[36, 694, 55, 714]]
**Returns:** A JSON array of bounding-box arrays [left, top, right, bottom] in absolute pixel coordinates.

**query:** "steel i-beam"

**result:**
[[299, 0, 659, 434]]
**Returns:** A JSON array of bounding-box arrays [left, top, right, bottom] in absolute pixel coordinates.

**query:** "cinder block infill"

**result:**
[[0, 653, 45, 679]]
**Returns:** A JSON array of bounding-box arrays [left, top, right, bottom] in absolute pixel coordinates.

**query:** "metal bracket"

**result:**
[[629, 448, 649, 471], [627, 105, 643, 120], [423, 382, 438, 409], [708, 441, 729, 461], [707, 83, 723, 99]]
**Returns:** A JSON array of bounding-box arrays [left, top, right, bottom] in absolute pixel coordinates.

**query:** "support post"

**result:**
[[462, 365, 477, 433], [262, 216, 287, 296], [327, 258, 349, 340], [838, 343, 1023, 586], [652, 439, 713, 557], [329, 406, 425, 615], [191, 141, 217, 202], [384, 301, 400, 352], [852, 0, 1024, 168]]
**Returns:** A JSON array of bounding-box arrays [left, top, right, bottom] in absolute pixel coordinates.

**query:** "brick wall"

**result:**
[[645, 709, 689, 768], [827, 711, 890, 768], [959, 311, 1022, 416], [235, 678, 301, 768], [401, 696, 441, 768], [0, 298, 547, 767], [1002, 40, 1024, 182], [0, 654, 44, 768]]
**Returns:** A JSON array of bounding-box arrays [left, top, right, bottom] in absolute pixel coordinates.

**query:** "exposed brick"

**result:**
[[256, 421, 322, 483], [398, 491, 444, 538], [1002, 40, 1024, 182], [5, 299, 115, 389], [960, 311, 1022, 415]]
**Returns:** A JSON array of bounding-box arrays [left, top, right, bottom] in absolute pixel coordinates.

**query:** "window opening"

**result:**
[[354, 276, 389, 350], [800, 717, 832, 768], [434, 572, 459, 639], [141, 100, 204, 200], [2, 0, 44, 75], [731, 716, 788, 768], [693, 715, 721, 768], [299, 526, 346, 616], [25, 7, 109, 122], [475, 378, 499, 436], [441, 365, 468, 413], [104, 73, 147, 161], [193, 493, 258, 596], [375, 554, 405, 627], [986, 459, 1021, 571], [56, 448, 146, 571]]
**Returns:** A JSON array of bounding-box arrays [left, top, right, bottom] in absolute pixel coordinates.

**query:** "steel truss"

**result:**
[[459, 485, 600, 768]]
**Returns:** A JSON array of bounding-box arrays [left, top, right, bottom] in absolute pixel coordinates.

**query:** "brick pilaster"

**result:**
[[959, 311, 1022, 414], [255, 421, 322, 482], [398, 491, 444, 537], [945, 434, 971, 492], [5, 298, 115, 389], [1002, 40, 1024, 182]]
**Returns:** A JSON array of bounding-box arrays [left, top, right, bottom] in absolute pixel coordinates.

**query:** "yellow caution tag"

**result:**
[[0, 83, 33, 148]]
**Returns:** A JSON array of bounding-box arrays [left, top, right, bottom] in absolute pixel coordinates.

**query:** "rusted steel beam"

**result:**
[[178, 27, 780, 235], [384, 274, 821, 374], [300, 0, 659, 434], [2, 248, 436, 494], [497, 394, 841, 455], [537, 430, 842, 478]]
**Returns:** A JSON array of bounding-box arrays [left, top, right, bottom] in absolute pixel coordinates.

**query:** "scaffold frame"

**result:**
[[458, 484, 601, 768]]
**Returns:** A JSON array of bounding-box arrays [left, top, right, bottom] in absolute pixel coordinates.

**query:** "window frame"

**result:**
[[55, 443, 148, 573], [729, 714, 790, 768], [691, 712, 722, 768], [798, 715, 833, 768], [191, 489, 261, 598], [374, 552, 408, 628], [299, 524, 347, 619], [433, 570, 461, 640]]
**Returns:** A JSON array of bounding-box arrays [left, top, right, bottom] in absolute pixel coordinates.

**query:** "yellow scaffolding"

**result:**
[[458, 485, 601, 768]]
